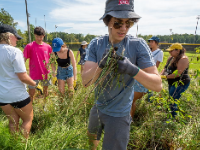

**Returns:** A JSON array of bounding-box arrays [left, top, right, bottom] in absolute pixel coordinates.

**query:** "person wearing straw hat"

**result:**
[[131, 36, 164, 118], [0, 24, 40, 138], [160, 43, 190, 118], [51, 38, 77, 98], [76, 41, 88, 73], [82, 0, 162, 149]]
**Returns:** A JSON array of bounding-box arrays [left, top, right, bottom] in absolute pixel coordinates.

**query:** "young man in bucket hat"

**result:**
[[82, 0, 162, 149]]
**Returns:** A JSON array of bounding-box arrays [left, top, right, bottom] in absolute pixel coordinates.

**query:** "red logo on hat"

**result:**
[[119, 0, 130, 5]]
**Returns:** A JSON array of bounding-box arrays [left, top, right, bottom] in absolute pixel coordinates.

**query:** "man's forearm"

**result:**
[[134, 70, 162, 92], [82, 66, 102, 87]]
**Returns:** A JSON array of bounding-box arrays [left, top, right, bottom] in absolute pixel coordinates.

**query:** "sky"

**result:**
[[1, 0, 200, 37]]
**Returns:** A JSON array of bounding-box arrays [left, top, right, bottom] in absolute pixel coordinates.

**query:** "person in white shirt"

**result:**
[[0, 24, 39, 139], [131, 36, 163, 118]]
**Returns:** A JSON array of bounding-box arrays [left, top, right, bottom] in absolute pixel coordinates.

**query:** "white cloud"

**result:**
[[134, 0, 200, 35], [15, 20, 27, 29], [57, 22, 108, 35], [48, 0, 200, 35], [49, 0, 104, 22]]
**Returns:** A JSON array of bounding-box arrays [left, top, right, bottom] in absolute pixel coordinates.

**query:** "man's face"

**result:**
[[149, 40, 157, 49], [108, 17, 133, 44], [34, 34, 45, 44]]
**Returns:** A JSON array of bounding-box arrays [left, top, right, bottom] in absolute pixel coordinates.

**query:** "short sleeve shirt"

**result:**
[[85, 34, 155, 117], [23, 41, 52, 80], [79, 47, 86, 61], [152, 49, 163, 63], [0, 44, 29, 103]]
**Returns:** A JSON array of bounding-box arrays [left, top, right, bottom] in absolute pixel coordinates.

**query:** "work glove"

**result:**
[[52, 77, 57, 85], [35, 84, 43, 95], [161, 75, 167, 79], [117, 56, 140, 77], [73, 80, 77, 88], [98, 49, 110, 69]]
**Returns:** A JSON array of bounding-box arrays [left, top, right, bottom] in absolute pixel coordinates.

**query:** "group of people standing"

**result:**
[[0, 0, 190, 149], [0, 25, 87, 139]]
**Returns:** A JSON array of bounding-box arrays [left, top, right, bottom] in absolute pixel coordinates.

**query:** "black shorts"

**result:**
[[0, 97, 31, 109]]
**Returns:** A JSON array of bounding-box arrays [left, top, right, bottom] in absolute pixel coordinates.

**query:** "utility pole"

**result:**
[[194, 15, 200, 43], [25, 0, 31, 43], [44, 15, 47, 41], [55, 25, 58, 37], [169, 29, 173, 42]]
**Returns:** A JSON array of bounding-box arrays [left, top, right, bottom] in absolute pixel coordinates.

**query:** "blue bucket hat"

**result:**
[[52, 38, 64, 52], [148, 36, 160, 43], [100, 0, 141, 20]]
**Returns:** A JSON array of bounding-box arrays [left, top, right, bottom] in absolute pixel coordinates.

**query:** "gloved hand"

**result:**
[[73, 80, 77, 88], [52, 77, 57, 85], [35, 84, 43, 95], [98, 49, 110, 69], [117, 57, 140, 77], [161, 75, 167, 79]]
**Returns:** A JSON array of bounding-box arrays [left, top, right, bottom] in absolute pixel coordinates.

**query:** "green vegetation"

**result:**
[[0, 50, 200, 150], [1, 8, 200, 150]]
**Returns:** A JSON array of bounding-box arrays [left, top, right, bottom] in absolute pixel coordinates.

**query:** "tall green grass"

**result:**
[[0, 50, 199, 149]]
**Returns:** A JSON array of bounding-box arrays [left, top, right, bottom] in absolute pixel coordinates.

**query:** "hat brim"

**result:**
[[53, 47, 61, 52], [148, 38, 153, 42], [166, 48, 173, 51], [15, 33, 23, 40], [81, 43, 88, 45], [100, 11, 141, 20]]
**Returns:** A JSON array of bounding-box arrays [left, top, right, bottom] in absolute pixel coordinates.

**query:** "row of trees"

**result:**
[[1, 8, 200, 48], [139, 34, 200, 44]]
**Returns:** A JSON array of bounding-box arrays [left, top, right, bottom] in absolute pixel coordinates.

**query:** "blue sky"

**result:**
[[1, 0, 200, 36]]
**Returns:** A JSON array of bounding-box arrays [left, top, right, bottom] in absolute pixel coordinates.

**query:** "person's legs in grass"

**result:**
[[14, 101, 33, 138], [130, 92, 146, 118], [43, 86, 48, 103], [1, 99, 33, 138], [66, 77, 74, 98], [88, 106, 102, 150], [58, 79, 66, 103], [1, 105, 20, 135], [169, 82, 190, 118], [87, 131, 100, 150]]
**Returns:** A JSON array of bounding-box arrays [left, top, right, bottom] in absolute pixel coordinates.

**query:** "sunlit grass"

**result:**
[[0, 48, 199, 149]]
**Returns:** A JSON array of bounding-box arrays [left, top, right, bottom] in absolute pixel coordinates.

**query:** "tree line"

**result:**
[[1, 8, 200, 48]]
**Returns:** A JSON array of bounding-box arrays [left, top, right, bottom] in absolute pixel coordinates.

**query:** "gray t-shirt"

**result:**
[[85, 34, 155, 117], [0, 44, 29, 103]]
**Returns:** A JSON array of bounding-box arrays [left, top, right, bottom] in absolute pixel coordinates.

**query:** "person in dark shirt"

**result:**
[[76, 41, 88, 73], [161, 43, 190, 118], [52, 38, 77, 98]]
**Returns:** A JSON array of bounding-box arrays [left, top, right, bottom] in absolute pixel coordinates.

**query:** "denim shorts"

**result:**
[[57, 65, 73, 80], [88, 105, 132, 150], [134, 80, 148, 93], [29, 79, 51, 89]]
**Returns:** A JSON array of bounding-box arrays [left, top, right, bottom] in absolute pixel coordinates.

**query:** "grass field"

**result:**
[[0, 49, 200, 150]]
